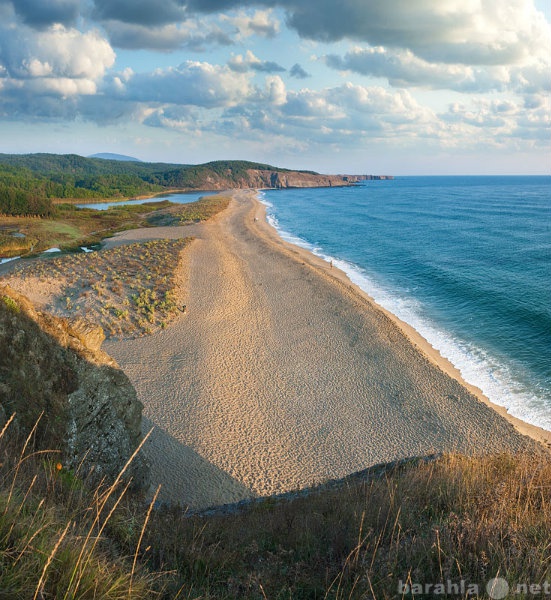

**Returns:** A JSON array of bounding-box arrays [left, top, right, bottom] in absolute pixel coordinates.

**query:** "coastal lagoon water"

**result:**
[[262, 176, 551, 431], [76, 190, 216, 211]]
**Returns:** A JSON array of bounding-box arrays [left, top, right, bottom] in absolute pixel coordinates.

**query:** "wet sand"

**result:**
[[103, 190, 544, 508]]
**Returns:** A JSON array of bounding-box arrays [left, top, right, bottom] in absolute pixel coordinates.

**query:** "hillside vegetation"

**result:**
[[0, 153, 298, 216]]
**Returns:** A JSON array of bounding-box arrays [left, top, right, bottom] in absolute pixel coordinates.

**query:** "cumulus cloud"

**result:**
[[103, 21, 233, 51], [324, 44, 551, 95], [3, 0, 81, 28], [97, 6, 279, 50], [228, 50, 285, 73], [294, 0, 551, 66], [220, 9, 280, 38], [0, 21, 116, 122], [142, 105, 202, 133], [0, 24, 115, 90], [215, 80, 441, 145], [441, 95, 551, 145], [179, 0, 551, 67], [123, 61, 253, 108]]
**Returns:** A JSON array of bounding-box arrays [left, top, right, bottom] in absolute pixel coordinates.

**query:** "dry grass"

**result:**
[[0, 406, 549, 600], [0, 417, 155, 599], [139, 451, 551, 599], [1, 434, 549, 599], [7, 238, 191, 338], [146, 194, 230, 226]]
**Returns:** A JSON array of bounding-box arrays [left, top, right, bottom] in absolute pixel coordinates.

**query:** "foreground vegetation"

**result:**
[[0, 415, 549, 600]]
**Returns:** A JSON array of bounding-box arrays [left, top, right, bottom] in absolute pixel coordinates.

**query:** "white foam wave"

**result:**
[[259, 194, 551, 432]]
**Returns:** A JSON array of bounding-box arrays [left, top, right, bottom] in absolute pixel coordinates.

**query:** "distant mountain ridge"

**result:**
[[88, 153, 142, 162]]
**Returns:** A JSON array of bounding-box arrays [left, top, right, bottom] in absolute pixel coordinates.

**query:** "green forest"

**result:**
[[0, 154, 297, 216]]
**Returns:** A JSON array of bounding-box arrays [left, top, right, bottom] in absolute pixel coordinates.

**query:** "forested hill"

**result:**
[[0, 153, 302, 216]]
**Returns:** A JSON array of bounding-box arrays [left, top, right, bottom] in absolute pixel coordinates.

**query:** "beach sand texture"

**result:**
[[103, 190, 536, 508]]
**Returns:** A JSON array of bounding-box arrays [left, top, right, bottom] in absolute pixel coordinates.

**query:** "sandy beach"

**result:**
[[98, 190, 545, 508]]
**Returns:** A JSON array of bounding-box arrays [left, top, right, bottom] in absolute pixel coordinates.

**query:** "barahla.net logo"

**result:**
[[398, 576, 551, 598]]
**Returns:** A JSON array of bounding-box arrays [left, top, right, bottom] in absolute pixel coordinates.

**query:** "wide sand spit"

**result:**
[[103, 189, 547, 508]]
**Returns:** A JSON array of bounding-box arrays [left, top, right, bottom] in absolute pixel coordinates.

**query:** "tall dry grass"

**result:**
[[0, 415, 156, 599], [0, 409, 548, 599]]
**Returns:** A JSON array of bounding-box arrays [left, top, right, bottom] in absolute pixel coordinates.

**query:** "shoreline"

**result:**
[[250, 191, 551, 450], [3, 187, 548, 509], [99, 189, 545, 508]]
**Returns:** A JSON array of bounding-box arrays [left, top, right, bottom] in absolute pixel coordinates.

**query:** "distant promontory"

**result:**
[[0, 153, 391, 216]]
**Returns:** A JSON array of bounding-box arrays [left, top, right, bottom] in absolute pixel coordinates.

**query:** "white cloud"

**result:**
[[103, 20, 233, 51], [282, 0, 551, 67], [33, 25, 115, 80], [0, 24, 115, 87], [441, 94, 551, 146], [220, 9, 280, 39], [228, 50, 285, 73], [124, 61, 254, 108], [324, 44, 550, 95], [263, 75, 287, 105]]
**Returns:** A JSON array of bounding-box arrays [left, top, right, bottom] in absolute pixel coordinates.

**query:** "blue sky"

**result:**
[[0, 0, 549, 174]]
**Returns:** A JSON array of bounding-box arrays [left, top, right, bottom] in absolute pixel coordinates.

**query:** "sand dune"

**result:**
[[102, 190, 542, 508]]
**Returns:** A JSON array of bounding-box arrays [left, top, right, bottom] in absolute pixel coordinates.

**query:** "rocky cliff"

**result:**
[[250, 170, 365, 189], [0, 285, 148, 488], [177, 168, 369, 191]]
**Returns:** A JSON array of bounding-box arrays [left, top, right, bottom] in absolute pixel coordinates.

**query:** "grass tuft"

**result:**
[[0, 429, 549, 598]]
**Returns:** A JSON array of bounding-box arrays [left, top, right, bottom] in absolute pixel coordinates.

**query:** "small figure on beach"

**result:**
[[254, 217, 258, 222], [180, 304, 187, 314], [330, 260, 333, 269]]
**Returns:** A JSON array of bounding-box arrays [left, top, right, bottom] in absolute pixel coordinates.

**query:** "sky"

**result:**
[[0, 0, 549, 174]]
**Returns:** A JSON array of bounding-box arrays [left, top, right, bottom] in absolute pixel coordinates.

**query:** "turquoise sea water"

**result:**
[[261, 176, 551, 431]]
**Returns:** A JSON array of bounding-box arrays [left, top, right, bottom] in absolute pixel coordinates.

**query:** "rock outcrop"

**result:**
[[178, 168, 373, 191], [253, 170, 363, 189], [0, 285, 148, 489]]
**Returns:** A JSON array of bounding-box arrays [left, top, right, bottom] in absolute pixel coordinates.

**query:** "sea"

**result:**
[[261, 176, 551, 432]]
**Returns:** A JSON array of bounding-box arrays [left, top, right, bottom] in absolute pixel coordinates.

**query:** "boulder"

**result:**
[[0, 285, 148, 489]]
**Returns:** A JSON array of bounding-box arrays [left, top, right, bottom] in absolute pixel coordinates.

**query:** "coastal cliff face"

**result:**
[[179, 168, 369, 190], [252, 170, 364, 189], [0, 285, 148, 488]]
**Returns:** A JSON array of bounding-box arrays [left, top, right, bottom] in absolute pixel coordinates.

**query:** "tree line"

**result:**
[[0, 154, 311, 216]]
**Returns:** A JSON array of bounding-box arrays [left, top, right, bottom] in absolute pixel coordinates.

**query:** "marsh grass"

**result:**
[[0, 194, 230, 258], [0, 232, 37, 257]]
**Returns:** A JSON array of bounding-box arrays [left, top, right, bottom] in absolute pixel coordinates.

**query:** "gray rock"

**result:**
[[0, 285, 149, 489]]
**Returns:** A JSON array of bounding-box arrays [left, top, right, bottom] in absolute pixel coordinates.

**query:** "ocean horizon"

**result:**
[[261, 175, 551, 432]]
